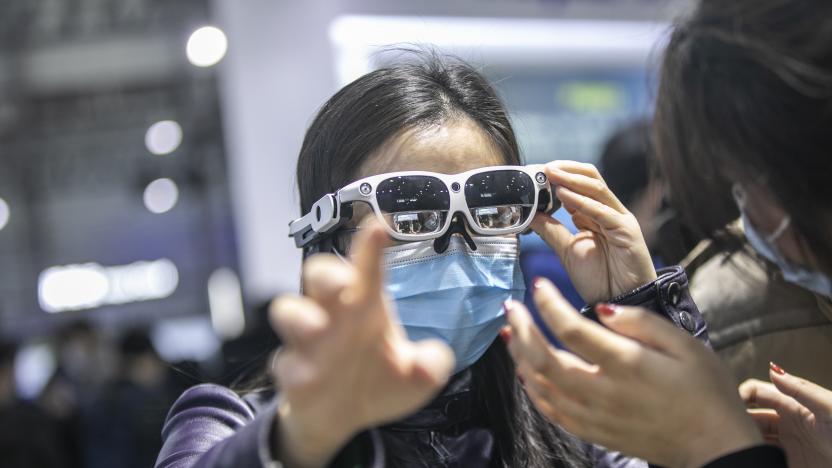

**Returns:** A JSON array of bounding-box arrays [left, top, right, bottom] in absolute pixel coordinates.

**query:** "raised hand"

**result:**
[[740, 366, 832, 468], [269, 222, 454, 467], [504, 278, 762, 468], [533, 160, 656, 304]]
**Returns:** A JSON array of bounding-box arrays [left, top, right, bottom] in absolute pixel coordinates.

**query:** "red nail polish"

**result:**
[[596, 303, 618, 317], [499, 328, 512, 345], [770, 362, 786, 375], [533, 277, 545, 289]]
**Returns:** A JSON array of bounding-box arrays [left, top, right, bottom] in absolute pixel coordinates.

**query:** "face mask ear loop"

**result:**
[[331, 245, 349, 264], [766, 215, 792, 245], [433, 214, 478, 253]]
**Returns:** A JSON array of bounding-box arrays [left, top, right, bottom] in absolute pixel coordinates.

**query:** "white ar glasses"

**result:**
[[289, 164, 559, 250]]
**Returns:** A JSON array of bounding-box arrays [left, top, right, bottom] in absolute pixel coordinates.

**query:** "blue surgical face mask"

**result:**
[[381, 235, 525, 373], [741, 212, 832, 298]]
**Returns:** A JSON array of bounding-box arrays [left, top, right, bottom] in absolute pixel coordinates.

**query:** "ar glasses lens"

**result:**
[[473, 205, 523, 228], [376, 176, 450, 235], [391, 211, 442, 234], [465, 170, 534, 230]]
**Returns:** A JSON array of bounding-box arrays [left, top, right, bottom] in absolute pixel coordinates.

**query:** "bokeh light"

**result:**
[[186, 26, 228, 67], [0, 198, 9, 231], [143, 178, 179, 214], [145, 120, 183, 156]]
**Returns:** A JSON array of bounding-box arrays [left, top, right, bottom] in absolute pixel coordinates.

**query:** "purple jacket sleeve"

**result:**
[[156, 384, 385, 468], [581, 266, 709, 345], [155, 384, 280, 468]]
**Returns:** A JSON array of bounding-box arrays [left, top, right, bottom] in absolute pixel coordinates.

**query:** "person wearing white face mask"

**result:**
[[504, 1, 832, 467], [679, 179, 832, 390], [731, 182, 831, 297]]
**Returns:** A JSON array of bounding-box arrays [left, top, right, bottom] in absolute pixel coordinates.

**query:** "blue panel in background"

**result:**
[[491, 68, 652, 165]]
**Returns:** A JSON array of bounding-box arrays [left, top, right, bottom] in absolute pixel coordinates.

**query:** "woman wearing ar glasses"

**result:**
[[155, 54, 703, 468]]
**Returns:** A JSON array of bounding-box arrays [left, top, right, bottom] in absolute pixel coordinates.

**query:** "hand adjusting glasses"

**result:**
[[289, 165, 560, 253]]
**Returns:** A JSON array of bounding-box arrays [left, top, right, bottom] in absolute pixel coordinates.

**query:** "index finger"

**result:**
[[769, 368, 832, 416], [531, 277, 641, 369], [546, 163, 627, 214], [346, 218, 389, 305], [547, 160, 603, 179]]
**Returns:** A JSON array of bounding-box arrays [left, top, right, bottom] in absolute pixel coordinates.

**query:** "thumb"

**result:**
[[531, 213, 573, 260], [405, 339, 454, 391], [769, 364, 832, 415], [595, 304, 696, 358]]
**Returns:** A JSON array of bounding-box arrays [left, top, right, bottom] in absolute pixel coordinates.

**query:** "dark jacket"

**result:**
[[155, 266, 782, 468]]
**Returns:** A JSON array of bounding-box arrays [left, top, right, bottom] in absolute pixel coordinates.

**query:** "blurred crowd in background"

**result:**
[[1, 312, 279, 468], [1, 322, 183, 468]]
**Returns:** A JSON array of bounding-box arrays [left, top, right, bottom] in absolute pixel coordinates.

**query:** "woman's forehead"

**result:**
[[356, 117, 506, 178]]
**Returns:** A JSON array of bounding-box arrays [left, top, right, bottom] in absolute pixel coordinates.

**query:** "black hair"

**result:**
[[654, 0, 832, 273], [296, 52, 520, 220], [471, 342, 588, 467], [293, 52, 588, 467]]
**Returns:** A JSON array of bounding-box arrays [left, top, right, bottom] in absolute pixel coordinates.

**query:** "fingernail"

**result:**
[[533, 277, 545, 289], [503, 300, 513, 317], [770, 362, 786, 375], [499, 327, 512, 345], [596, 303, 619, 317]]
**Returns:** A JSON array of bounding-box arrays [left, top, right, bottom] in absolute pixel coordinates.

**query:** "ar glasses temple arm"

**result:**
[[288, 192, 352, 248], [288, 178, 368, 248]]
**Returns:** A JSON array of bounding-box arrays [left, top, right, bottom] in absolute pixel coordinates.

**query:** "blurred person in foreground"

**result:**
[[504, 1, 832, 467], [682, 217, 832, 388]]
